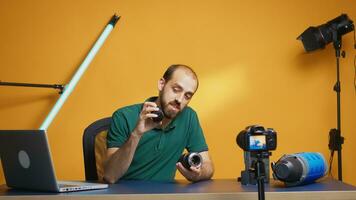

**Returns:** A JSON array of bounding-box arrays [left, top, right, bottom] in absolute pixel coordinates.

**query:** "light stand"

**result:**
[[297, 14, 354, 182], [328, 29, 345, 181]]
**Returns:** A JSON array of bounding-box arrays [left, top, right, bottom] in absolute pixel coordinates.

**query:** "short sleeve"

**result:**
[[106, 110, 130, 148], [186, 110, 208, 152]]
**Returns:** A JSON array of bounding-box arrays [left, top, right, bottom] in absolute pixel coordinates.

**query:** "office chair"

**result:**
[[82, 117, 112, 181]]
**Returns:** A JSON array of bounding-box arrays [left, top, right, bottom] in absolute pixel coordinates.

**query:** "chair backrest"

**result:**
[[82, 117, 112, 181]]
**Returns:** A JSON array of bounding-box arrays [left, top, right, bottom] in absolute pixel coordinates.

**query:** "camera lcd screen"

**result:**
[[249, 135, 266, 150]]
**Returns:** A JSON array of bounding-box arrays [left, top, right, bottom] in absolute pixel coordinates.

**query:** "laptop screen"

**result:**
[[0, 130, 59, 191]]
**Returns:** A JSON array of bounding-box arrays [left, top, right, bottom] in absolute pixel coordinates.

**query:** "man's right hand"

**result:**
[[133, 102, 161, 137]]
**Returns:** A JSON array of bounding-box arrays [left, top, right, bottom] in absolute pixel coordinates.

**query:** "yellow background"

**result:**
[[0, 0, 356, 186]]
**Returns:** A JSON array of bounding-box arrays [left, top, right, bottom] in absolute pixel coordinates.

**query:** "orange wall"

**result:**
[[1, 0, 356, 186]]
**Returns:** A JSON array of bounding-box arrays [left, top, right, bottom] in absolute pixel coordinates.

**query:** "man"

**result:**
[[103, 64, 214, 183]]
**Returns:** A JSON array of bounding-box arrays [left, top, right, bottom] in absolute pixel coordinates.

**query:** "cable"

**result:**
[[354, 28, 356, 49], [328, 150, 334, 178], [354, 28, 356, 93], [354, 55, 356, 92]]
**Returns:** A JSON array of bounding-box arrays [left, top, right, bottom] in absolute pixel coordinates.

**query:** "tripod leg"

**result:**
[[256, 160, 265, 200]]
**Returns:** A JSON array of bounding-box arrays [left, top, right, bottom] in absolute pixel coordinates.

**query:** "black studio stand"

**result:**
[[328, 29, 345, 181]]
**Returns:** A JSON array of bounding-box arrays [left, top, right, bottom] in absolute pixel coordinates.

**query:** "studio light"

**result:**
[[296, 14, 355, 182], [297, 14, 354, 52]]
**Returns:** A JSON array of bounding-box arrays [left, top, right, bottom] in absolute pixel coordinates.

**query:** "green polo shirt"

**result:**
[[107, 97, 208, 182]]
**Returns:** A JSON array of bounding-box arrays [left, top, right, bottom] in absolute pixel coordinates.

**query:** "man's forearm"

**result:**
[[103, 131, 141, 183]]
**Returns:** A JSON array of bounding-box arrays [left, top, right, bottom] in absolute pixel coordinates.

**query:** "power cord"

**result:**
[[354, 29, 356, 92], [354, 54, 356, 93], [328, 149, 334, 178]]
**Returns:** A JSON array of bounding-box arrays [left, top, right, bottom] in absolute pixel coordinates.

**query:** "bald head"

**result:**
[[162, 64, 199, 91]]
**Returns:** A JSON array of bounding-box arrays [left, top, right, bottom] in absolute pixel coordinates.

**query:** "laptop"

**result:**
[[0, 130, 108, 192]]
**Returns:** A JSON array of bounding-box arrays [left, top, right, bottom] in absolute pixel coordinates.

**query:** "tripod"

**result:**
[[238, 151, 269, 200], [254, 153, 267, 200]]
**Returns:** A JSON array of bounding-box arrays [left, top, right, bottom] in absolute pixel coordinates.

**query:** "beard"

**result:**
[[159, 93, 181, 119]]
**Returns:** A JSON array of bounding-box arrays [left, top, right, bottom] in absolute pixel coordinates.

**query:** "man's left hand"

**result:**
[[176, 162, 201, 182]]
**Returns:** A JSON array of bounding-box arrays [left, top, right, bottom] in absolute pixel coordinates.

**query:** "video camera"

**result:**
[[236, 125, 277, 185]]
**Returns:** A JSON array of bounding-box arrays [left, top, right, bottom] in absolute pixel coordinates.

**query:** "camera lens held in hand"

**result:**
[[178, 152, 202, 170], [151, 108, 164, 122]]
